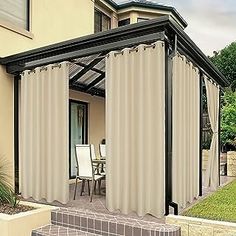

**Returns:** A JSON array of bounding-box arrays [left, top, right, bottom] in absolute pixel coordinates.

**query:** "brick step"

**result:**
[[51, 208, 180, 236], [32, 224, 98, 236]]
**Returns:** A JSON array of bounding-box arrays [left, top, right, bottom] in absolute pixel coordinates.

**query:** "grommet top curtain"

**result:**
[[20, 62, 69, 204], [172, 54, 200, 209], [204, 76, 220, 190], [106, 41, 165, 217]]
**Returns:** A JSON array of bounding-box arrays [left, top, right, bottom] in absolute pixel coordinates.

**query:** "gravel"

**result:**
[[0, 203, 35, 215]]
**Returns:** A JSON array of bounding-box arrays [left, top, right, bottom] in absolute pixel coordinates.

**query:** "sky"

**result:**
[[114, 0, 236, 56]]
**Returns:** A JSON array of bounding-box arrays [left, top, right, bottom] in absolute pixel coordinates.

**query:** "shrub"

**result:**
[[221, 90, 236, 150], [0, 157, 19, 208]]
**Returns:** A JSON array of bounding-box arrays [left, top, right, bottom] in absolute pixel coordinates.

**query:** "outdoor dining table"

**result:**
[[92, 158, 106, 195], [92, 159, 106, 165]]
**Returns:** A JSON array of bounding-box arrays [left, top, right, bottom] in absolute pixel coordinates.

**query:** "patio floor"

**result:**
[[25, 174, 235, 224], [55, 181, 165, 224]]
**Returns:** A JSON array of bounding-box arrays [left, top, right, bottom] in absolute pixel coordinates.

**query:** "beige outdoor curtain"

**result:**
[[106, 41, 165, 217], [204, 76, 220, 190], [20, 62, 69, 204], [172, 54, 200, 209]]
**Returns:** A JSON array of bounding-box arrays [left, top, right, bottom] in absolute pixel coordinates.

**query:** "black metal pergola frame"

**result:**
[[0, 15, 229, 215]]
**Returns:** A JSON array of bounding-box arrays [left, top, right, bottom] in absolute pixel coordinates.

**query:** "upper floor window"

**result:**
[[137, 18, 149, 23], [0, 0, 29, 30], [94, 9, 111, 33], [118, 18, 130, 27]]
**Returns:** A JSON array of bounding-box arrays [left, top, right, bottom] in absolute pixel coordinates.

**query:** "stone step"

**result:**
[[51, 208, 180, 236], [32, 224, 98, 236]]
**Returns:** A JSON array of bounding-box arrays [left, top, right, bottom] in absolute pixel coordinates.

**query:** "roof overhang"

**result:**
[[0, 16, 229, 88]]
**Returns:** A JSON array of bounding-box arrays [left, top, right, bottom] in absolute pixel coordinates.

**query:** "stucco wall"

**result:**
[[69, 90, 105, 157], [0, 0, 94, 57], [0, 0, 95, 188], [0, 66, 14, 186]]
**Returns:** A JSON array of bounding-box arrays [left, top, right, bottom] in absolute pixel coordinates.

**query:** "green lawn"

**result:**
[[183, 180, 236, 222]]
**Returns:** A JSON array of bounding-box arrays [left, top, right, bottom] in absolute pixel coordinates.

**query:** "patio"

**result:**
[[26, 174, 235, 223]]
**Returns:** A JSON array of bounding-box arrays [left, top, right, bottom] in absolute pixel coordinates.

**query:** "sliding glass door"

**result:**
[[69, 100, 88, 178]]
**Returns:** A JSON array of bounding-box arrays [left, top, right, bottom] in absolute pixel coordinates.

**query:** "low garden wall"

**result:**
[[0, 201, 58, 236], [227, 151, 236, 177], [202, 149, 209, 171], [166, 215, 236, 236]]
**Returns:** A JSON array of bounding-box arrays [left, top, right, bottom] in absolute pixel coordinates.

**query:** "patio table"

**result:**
[[92, 159, 106, 164], [92, 159, 106, 195]]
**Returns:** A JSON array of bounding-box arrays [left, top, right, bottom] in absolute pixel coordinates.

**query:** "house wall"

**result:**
[[0, 0, 95, 187], [69, 90, 105, 157], [0, 0, 94, 57], [0, 66, 14, 186]]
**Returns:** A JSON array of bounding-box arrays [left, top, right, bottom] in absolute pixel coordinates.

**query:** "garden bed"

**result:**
[[0, 201, 58, 236], [0, 203, 35, 215], [183, 180, 236, 222]]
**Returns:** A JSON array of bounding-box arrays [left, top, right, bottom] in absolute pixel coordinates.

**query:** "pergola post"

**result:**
[[199, 72, 203, 196], [218, 89, 221, 185], [165, 36, 178, 216], [14, 75, 20, 194]]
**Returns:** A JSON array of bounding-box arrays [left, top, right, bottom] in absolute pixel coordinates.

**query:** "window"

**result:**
[[118, 18, 130, 27], [0, 0, 29, 30], [69, 100, 88, 178], [94, 9, 111, 33], [137, 17, 150, 23]]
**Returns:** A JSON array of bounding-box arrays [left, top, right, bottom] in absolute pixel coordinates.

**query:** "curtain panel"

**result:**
[[172, 54, 200, 209], [204, 76, 220, 190], [20, 62, 69, 204], [106, 41, 165, 217]]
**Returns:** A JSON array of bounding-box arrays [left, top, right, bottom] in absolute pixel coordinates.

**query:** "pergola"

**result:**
[[0, 15, 229, 216]]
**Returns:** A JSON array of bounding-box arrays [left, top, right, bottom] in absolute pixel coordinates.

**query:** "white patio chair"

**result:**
[[73, 144, 104, 202], [99, 144, 106, 176], [99, 144, 106, 159], [91, 144, 96, 160]]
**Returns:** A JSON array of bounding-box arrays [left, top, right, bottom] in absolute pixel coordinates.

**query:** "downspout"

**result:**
[[165, 34, 179, 215]]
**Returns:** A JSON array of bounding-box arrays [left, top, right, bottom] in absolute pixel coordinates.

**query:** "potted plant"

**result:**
[[0, 157, 58, 236]]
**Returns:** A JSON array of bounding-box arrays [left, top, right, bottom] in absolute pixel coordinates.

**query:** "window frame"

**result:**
[[94, 8, 111, 33], [137, 17, 150, 23], [69, 99, 89, 179], [0, 0, 32, 37], [118, 18, 130, 27]]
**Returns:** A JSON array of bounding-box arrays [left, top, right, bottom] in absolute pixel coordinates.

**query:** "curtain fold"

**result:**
[[172, 54, 200, 209], [204, 76, 220, 190], [106, 41, 165, 217], [20, 62, 69, 204]]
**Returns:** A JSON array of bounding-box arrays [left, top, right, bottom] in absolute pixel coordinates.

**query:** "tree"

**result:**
[[210, 42, 236, 150], [221, 90, 236, 150], [211, 42, 236, 90]]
